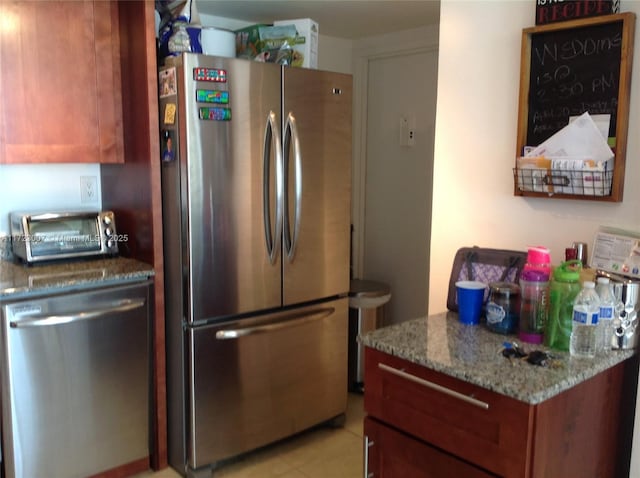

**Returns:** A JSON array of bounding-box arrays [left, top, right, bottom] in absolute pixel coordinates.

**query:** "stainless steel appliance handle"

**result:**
[[364, 435, 374, 478], [377, 363, 490, 410], [216, 307, 335, 339], [263, 111, 283, 264], [10, 298, 146, 328], [283, 112, 302, 262]]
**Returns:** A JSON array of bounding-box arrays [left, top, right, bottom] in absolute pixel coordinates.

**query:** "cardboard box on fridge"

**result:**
[[235, 24, 269, 59], [273, 18, 318, 68]]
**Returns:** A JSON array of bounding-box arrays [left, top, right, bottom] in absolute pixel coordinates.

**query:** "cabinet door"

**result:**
[[0, 0, 123, 163], [364, 417, 498, 478]]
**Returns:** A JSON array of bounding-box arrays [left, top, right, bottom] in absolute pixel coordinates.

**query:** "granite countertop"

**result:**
[[359, 312, 636, 405], [0, 256, 155, 300]]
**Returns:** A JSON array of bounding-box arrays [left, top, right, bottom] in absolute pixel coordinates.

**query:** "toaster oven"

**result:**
[[10, 210, 120, 263]]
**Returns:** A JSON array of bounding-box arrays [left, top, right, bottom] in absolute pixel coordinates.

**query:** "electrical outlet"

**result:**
[[80, 176, 98, 203]]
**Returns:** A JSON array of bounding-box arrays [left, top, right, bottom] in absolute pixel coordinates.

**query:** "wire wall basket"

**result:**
[[513, 168, 613, 197]]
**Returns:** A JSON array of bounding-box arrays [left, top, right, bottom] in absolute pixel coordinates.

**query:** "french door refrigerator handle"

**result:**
[[263, 110, 283, 264], [215, 307, 335, 339], [9, 298, 146, 328], [283, 112, 302, 261]]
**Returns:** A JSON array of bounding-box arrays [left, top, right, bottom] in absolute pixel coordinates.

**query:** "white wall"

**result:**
[[430, 0, 640, 315], [0, 163, 102, 233], [433, 3, 640, 474], [317, 35, 352, 74]]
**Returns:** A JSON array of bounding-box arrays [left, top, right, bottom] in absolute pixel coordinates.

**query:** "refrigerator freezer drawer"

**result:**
[[187, 297, 348, 469]]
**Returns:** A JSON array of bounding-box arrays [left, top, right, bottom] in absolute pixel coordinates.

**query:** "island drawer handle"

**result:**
[[378, 362, 490, 410]]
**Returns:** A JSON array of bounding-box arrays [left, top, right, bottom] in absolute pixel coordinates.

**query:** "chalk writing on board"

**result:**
[[526, 22, 622, 147]]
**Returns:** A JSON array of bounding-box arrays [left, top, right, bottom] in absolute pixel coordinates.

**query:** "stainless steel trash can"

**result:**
[[348, 279, 391, 392]]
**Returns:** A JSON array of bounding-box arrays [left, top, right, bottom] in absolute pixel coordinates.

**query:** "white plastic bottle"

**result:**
[[570, 281, 600, 358], [595, 277, 616, 353]]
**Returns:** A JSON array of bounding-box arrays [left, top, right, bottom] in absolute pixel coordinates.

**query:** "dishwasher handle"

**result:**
[[10, 298, 147, 328]]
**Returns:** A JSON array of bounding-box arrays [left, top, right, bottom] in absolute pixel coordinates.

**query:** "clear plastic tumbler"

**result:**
[[519, 269, 549, 344]]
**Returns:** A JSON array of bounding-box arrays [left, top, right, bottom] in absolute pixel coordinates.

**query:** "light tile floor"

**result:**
[[135, 393, 365, 478]]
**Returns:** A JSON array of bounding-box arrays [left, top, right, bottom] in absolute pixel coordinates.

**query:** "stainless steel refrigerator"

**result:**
[[159, 54, 352, 477]]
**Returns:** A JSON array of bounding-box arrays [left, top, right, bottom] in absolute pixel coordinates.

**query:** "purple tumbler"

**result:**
[[518, 269, 550, 344]]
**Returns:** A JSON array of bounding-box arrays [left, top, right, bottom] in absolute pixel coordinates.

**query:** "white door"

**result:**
[[363, 50, 438, 324]]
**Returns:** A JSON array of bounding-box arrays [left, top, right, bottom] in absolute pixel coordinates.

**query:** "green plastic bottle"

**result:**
[[545, 260, 582, 351]]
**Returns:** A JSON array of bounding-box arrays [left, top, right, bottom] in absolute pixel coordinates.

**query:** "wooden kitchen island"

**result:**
[[360, 313, 638, 478]]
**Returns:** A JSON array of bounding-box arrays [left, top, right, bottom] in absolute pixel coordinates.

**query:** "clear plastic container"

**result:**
[[486, 282, 520, 334], [518, 270, 549, 344], [570, 281, 600, 358]]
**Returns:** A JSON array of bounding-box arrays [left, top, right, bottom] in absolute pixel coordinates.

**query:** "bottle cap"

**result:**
[[597, 277, 610, 284], [527, 246, 551, 265], [553, 260, 582, 282]]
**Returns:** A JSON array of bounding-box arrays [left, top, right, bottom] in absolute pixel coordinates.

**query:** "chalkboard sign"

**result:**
[[515, 13, 635, 202], [527, 21, 622, 146]]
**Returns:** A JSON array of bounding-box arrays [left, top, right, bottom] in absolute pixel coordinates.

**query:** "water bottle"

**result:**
[[570, 281, 600, 358], [595, 277, 616, 353]]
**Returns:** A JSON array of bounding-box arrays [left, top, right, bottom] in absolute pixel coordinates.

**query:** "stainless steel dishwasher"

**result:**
[[0, 279, 152, 478]]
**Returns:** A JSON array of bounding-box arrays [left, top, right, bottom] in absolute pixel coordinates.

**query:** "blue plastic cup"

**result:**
[[456, 281, 487, 325]]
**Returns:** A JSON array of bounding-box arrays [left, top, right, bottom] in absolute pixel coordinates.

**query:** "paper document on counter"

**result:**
[[591, 228, 640, 278]]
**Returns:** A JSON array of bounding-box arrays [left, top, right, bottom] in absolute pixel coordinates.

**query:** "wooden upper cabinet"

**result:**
[[0, 0, 124, 163]]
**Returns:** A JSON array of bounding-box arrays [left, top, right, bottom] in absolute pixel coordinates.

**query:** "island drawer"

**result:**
[[364, 347, 533, 477]]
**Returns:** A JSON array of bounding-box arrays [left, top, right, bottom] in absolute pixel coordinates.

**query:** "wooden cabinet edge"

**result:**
[[102, 0, 167, 471]]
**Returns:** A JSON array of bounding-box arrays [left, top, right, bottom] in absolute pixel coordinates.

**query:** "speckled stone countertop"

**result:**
[[359, 312, 636, 405], [0, 256, 154, 300]]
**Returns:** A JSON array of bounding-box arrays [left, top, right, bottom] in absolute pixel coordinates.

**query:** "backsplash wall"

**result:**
[[0, 163, 102, 235]]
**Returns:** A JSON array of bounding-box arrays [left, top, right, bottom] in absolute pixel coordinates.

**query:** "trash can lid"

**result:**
[[349, 279, 391, 298]]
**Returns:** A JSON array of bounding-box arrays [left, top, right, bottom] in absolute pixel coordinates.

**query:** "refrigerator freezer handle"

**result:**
[[263, 111, 283, 264], [215, 307, 335, 339], [283, 112, 302, 262]]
